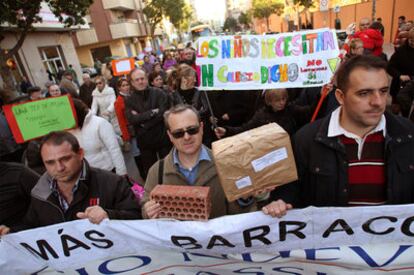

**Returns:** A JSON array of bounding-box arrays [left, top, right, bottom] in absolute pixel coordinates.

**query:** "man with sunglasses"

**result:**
[[141, 104, 256, 219]]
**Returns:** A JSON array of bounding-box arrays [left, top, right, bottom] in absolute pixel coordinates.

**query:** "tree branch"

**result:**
[[3, 18, 33, 60]]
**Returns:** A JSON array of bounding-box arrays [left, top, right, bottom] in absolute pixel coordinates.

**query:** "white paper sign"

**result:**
[[196, 28, 341, 90]]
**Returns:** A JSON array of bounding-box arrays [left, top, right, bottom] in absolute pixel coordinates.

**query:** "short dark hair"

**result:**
[[40, 131, 80, 154], [336, 55, 387, 92], [27, 86, 41, 94], [163, 104, 200, 130], [399, 16, 406, 21], [148, 71, 163, 85]]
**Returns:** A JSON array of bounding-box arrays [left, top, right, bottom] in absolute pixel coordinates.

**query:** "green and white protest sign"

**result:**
[[196, 28, 341, 90], [3, 95, 77, 143]]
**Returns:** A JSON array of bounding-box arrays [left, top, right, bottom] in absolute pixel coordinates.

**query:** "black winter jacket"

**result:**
[[125, 87, 170, 149], [387, 42, 414, 96], [0, 162, 39, 227], [225, 104, 315, 137], [272, 112, 414, 208], [15, 161, 140, 231]]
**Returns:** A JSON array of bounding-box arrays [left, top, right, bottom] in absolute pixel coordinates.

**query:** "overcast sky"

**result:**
[[193, 0, 226, 24]]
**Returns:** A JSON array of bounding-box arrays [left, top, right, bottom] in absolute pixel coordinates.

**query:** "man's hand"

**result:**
[[262, 199, 292, 218], [214, 127, 226, 139], [222, 113, 230, 121], [76, 206, 109, 224], [0, 225, 10, 236], [209, 116, 218, 126], [143, 200, 161, 219], [400, 75, 411, 82]]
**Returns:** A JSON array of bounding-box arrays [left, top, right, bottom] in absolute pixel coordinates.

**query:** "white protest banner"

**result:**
[[195, 28, 341, 90], [2, 204, 414, 274]]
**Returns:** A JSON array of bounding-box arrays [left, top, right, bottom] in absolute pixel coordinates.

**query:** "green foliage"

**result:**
[[143, 0, 191, 34], [223, 16, 238, 32], [0, 0, 92, 29], [293, 0, 315, 9], [251, 0, 284, 20], [169, 2, 193, 32], [238, 12, 251, 27]]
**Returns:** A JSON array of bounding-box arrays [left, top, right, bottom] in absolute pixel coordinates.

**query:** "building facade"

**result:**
[[1, 3, 83, 91], [253, 0, 414, 43], [73, 0, 152, 67]]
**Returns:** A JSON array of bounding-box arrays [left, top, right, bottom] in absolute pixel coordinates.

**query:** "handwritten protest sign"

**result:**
[[196, 28, 341, 90], [3, 95, 77, 143]]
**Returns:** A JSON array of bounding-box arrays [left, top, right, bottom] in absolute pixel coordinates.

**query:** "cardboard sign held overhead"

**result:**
[[111, 58, 135, 76], [2, 95, 77, 143]]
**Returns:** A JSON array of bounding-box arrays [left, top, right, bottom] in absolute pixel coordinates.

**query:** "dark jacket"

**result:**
[[271, 112, 414, 208], [387, 42, 414, 96], [125, 87, 169, 149], [225, 104, 315, 137], [16, 161, 140, 231], [171, 88, 210, 120], [0, 162, 39, 227], [211, 90, 256, 127]]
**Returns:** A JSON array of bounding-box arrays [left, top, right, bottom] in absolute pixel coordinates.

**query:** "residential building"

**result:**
[[1, 3, 84, 91], [253, 0, 414, 44], [73, 0, 152, 67]]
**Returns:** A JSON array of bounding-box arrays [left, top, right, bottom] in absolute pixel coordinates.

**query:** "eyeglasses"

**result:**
[[96, 81, 103, 84], [170, 125, 200, 139]]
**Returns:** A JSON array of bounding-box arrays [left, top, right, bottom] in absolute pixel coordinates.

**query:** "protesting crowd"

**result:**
[[1, 16, 414, 244]]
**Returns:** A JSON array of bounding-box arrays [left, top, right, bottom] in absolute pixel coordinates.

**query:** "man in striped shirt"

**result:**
[[266, 55, 414, 217]]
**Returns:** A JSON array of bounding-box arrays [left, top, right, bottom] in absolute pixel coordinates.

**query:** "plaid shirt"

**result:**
[[49, 162, 87, 212]]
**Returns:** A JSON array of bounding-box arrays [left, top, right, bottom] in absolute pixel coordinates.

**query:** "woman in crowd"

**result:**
[[344, 38, 364, 61], [148, 71, 165, 89], [70, 99, 127, 176], [114, 78, 145, 180], [162, 52, 177, 70], [353, 21, 384, 57], [171, 63, 215, 146], [152, 62, 166, 81], [91, 75, 120, 134]]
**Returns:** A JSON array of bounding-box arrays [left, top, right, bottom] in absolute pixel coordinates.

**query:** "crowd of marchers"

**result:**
[[0, 17, 414, 237]]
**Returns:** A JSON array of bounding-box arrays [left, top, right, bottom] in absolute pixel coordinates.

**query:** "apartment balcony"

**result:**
[[109, 19, 141, 39], [76, 28, 99, 46], [102, 0, 135, 11]]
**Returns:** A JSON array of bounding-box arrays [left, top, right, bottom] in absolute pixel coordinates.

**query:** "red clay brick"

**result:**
[[150, 185, 211, 221]]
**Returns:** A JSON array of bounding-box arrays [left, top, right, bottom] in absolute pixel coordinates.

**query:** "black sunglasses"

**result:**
[[170, 125, 200, 139]]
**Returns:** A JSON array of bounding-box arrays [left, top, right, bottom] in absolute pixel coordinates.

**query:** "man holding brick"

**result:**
[[142, 104, 257, 219]]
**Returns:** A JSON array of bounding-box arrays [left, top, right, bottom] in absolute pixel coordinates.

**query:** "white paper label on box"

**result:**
[[251, 147, 288, 172], [235, 176, 252, 189]]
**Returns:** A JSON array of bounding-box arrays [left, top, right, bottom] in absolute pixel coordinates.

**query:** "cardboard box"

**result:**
[[212, 123, 298, 202]]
